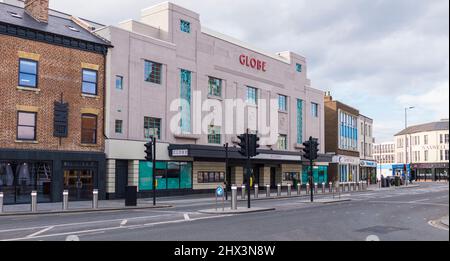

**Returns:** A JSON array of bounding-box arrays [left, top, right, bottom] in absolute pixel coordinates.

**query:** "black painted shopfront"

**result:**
[[0, 149, 106, 205]]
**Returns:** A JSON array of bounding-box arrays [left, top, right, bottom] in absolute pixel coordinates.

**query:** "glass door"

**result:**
[[64, 169, 94, 201]]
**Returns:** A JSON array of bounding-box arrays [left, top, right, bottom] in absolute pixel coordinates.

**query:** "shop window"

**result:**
[[144, 60, 162, 84], [17, 111, 37, 141], [208, 77, 222, 97], [138, 161, 192, 191], [82, 69, 98, 95], [19, 59, 38, 88], [197, 171, 225, 183], [81, 114, 97, 144]]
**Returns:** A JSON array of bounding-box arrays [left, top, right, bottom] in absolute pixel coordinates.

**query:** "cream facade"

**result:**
[[358, 115, 376, 183], [374, 142, 395, 178], [95, 2, 329, 198]]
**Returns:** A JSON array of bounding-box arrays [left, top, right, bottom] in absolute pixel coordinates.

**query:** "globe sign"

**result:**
[[216, 186, 224, 197]]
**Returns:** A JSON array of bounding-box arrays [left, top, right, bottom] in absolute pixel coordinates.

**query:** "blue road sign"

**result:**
[[216, 186, 224, 197]]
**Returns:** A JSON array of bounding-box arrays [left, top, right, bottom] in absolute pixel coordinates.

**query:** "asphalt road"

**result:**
[[0, 182, 448, 241]]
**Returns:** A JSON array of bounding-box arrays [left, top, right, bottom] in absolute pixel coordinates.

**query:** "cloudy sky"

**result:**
[[51, 0, 450, 142]]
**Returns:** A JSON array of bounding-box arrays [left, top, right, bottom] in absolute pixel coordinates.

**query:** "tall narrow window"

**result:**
[[116, 75, 123, 90], [115, 120, 123, 134], [311, 102, 319, 118], [144, 60, 162, 84], [82, 69, 98, 95], [19, 59, 38, 88], [278, 95, 287, 112], [17, 111, 37, 141], [81, 114, 97, 144], [208, 77, 222, 97], [297, 99, 303, 144], [208, 126, 221, 144], [180, 69, 192, 133], [246, 87, 258, 105], [424, 150, 428, 162], [144, 117, 161, 140], [180, 20, 191, 33]]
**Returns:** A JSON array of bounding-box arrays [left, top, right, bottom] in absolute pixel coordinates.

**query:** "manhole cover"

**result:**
[[356, 226, 409, 235]]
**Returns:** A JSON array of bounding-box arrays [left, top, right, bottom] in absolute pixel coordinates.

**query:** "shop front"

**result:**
[[0, 149, 106, 205], [331, 155, 360, 183], [411, 163, 449, 182], [360, 160, 377, 184]]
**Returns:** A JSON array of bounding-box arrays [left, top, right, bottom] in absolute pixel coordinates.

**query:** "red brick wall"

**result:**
[[0, 35, 105, 152]]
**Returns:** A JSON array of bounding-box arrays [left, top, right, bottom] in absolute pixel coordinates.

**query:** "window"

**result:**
[[207, 126, 221, 144], [19, 59, 38, 88], [296, 63, 302, 73], [115, 120, 123, 134], [116, 76, 123, 90], [445, 134, 449, 144], [246, 87, 258, 105], [311, 102, 319, 117], [180, 20, 191, 33], [208, 77, 222, 97], [278, 134, 287, 150], [445, 150, 449, 161], [144, 117, 161, 140], [361, 123, 364, 135], [424, 150, 428, 162], [17, 112, 36, 141], [297, 99, 303, 144], [424, 135, 428, 145], [82, 69, 97, 95], [278, 95, 287, 112], [197, 172, 225, 184], [144, 60, 162, 84], [81, 114, 97, 144]]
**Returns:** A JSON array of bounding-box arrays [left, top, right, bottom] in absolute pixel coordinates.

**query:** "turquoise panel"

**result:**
[[180, 163, 192, 189]]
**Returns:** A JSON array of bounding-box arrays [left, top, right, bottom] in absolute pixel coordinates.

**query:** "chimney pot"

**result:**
[[25, 0, 49, 23]]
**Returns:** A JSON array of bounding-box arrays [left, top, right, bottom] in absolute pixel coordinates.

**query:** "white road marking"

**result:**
[[183, 213, 190, 221], [26, 226, 54, 238], [120, 220, 128, 226]]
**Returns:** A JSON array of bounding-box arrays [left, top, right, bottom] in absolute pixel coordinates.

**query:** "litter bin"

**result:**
[[125, 186, 138, 207], [395, 176, 400, 187]]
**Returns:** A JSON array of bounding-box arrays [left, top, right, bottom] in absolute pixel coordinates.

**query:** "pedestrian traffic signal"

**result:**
[[144, 141, 153, 161], [237, 134, 248, 157]]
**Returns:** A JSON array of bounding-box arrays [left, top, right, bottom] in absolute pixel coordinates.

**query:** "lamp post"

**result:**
[[404, 106, 414, 185]]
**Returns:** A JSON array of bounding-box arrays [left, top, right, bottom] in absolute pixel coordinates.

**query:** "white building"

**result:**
[[373, 142, 395, 178], [358, 115, 376, 183], [394, 119, 449, 181]]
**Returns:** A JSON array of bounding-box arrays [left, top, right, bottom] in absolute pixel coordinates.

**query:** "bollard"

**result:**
[[231, 186, 237, 210], [266, 184, 270, 197], [314, 183, 318, 194], [287, 184, 292, 196], [347, 182, 351, 192], [322, 183, 325, 194], [360, 181, 363, 191], [254, 184, 259, 199], [352, 182, 355, 191], [277, 184, 281, 197], [306, 183, 310, 195], [297, 183, 302, 195], [329, 182, 333, 193], [92, 189, 98, 209], [241, 185, 246, 200], [0, 192, 3, 213], [31, 191, 37, 212], [62, 190, 69, 211]]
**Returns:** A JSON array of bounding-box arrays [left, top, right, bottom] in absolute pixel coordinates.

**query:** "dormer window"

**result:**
[[180, 20, 191, 33]]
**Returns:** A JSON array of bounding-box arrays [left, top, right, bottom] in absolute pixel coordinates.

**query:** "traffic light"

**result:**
[[144, 141, 153, 161], [237, 134, 248, 157], [302, 139, 312, 160], [311, 138, 319, 161], [248, 134, 260, 157]]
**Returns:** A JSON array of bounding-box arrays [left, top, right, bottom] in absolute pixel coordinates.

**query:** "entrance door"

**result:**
[[270, 167, 276, 189], [64, 170, 94, 201], [115, 160, 129, 199]]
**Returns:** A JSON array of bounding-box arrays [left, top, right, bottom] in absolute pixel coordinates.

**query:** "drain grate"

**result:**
[[356, 226, 409, 234]]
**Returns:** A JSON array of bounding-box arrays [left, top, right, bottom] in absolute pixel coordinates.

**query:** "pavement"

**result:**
[[0, 182, 447, 241], [440, 216, 449, 227]]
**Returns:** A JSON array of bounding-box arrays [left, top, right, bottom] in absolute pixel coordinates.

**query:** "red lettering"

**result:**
[[257, 60, 262, 70], [239, 55, 246, 65], [262, 62, 267, 72], [250, 58, 257, 68], [239, 54, 267, 72]]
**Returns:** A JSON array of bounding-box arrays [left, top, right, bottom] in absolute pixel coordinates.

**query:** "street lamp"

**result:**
[[404, 106, 415, 185]]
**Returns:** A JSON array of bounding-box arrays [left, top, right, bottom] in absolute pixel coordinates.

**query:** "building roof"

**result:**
[[0, 2, 109, 46], [395, 120, 449, 136]]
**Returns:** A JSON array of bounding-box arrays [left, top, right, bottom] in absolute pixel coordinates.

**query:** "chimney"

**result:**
[[24, 0, 49, 23], [324, 91, 333, 102]]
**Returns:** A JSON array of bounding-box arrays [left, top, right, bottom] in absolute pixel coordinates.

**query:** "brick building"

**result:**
[[0, 0, 110, 204]]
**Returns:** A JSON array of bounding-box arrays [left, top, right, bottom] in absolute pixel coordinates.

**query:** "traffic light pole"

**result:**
[[246, 129, 251, 209], [224, 143, 229, 201], [309, 137, 314, 203], [152, 136, 156, 206]]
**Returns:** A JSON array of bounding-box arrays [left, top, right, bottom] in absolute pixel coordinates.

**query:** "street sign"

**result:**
[[216, 186, 224, 197]]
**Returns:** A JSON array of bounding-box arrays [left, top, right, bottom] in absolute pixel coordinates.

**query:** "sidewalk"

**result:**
[[440, 216, 449, 228]]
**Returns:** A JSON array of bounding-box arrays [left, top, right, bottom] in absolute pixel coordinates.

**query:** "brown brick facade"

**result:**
[[0, 34, 105, 152]]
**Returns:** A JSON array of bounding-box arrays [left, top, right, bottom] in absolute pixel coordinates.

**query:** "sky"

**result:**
[[50, 0, 450, 143]]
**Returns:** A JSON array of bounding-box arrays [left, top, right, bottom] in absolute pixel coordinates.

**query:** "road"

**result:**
[[0, 182, 448, 241]]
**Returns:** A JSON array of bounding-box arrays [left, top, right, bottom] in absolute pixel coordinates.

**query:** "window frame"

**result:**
[[144, 60, 163, 85], [278, 134, 288, 150], [18, 58, 38, 88], [180, 20, 191, 33], [207, 125, 221, 145], [115, 120, 123, 134], [246, 86, 258, 105], [115, 75, 124, 90], [311, 102, 319, 118], [144, 117, 162, 140], [296, 63, 302, 73], [278, 94, 288, 112], [81, 114, 98, 144], [81, 69, 98, 95], [208, 77, 222, 98], [16, 111, 37, 141]]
